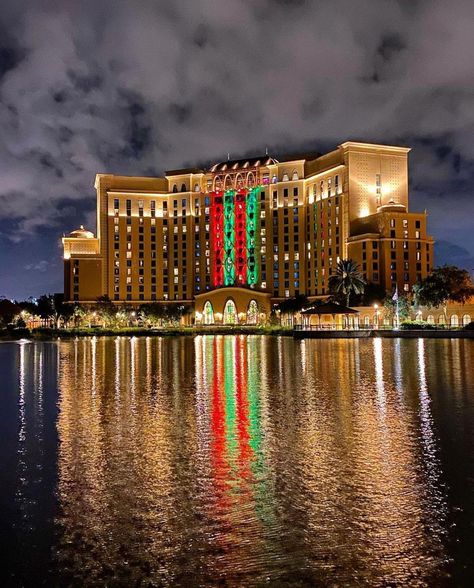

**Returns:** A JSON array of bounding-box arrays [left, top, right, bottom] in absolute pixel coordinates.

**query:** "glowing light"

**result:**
[[235, 189, 247, 284], [223, 190, 235, 286], [246, 187, 259, 286], [210, 191, 224, 287]]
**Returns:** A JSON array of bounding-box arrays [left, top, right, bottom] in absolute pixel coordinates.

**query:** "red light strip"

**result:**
[[234, 188, 247, 284], [210, 191, 224, 287]]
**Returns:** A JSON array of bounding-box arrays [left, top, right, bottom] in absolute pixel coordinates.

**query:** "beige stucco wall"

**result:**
[[194, 287, 272, 324]]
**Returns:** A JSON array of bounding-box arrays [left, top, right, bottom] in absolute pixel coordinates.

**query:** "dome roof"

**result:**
[[378, 200, 407, 213], [209, 155, 279, 173], [68, 225, 94, 239]]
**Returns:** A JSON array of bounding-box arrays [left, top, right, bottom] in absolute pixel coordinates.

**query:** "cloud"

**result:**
[[0, 0, 473, 297], [435, 241, 474, 275], [24, 259, 51, 272]]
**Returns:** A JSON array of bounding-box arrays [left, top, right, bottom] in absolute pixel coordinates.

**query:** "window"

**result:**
[[203, 301, 214, 325], [223, 299, 238, 325], [247, 300, 259, 325]]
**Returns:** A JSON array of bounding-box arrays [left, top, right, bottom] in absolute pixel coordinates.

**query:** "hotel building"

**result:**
[[63, 141, 433, 322]]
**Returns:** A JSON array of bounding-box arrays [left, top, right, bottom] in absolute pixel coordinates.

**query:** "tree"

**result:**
[[328, 259, 366, 307], [383, 293, 411, 323], [358, 282, 386, 306], [71, 304, 87, 327], [276, 294, 309, 326], [0, 299, 21, 327], [139, 303, 166, 327], [93, 295, 116, 327], [37, 293, 72, 328], [413, 266, 474, 320]]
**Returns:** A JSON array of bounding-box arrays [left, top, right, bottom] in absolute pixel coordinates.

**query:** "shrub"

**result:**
[[463, 321, 474, 331], [400, 320, 437, 330]]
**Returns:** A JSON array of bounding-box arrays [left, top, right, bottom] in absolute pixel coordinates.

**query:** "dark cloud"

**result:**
[[0, 0, 473, 298]]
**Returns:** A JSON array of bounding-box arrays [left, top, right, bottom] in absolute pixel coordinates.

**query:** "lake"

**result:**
[[1, 336, 473, 586]]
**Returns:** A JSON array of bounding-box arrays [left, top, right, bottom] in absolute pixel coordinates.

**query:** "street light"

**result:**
[[373, 303, 379, 329]]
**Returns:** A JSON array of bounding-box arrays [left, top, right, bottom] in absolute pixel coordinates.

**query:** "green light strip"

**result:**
[[246, 187, 259, 285], [224, 190, 235, 286]]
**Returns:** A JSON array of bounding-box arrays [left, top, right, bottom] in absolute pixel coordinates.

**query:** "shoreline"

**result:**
[[2, 326, 474, 341]]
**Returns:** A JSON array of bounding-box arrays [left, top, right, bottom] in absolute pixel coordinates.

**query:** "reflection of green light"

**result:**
[[246, 187, 259, 285], [248, 337, 262, 466], [224, 190, 235, 286], [247, 337, 274, 527], [224, 337, 237, 461]]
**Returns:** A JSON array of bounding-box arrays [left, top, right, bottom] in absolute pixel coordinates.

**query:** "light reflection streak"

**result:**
[[49, 336, 451, 585], [417, 339, 445, 507], [373, 338, 386, 416], [91, 336, 97, 398], [114, 336, 120, 408]]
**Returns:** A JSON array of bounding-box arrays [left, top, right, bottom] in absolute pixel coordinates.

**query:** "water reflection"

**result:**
[[7, 337, 474, 585]]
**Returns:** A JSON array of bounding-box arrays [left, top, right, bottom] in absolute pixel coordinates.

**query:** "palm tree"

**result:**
[[328, 259, 366, 307]]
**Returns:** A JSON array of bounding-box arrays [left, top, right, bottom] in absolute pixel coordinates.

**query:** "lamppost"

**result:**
[[373, 303, 379, 329]]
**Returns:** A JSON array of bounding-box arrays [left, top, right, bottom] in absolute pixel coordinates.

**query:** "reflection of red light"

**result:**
[[236, 337, 251, 479], [211, 338, 227, 485]]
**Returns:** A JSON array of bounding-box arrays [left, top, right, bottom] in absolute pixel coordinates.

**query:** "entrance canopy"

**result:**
[[301, 302, 359, 330], [301, 302, 359, 316]]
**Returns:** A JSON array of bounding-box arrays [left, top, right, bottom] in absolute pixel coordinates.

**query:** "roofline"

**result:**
[[339, 141, 411, 153]]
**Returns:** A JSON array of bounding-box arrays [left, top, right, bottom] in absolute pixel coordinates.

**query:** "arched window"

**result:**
[[181, 183, 186, 192], [292, 170, 299, 181], [427, 315, 435, 324], [438, 315, 446, 325], [172, 184, 178, 193], [235, 174, 244, 189], [271, 174, 277, 184], [246, 173, 255, 187], [462, 314, 472, 326], [450, 314, 459, 327], [224, 175, 232, 190], [364, 315, 370, 327], [247, 300, 258, 325], [223, 299, 238, 325], [282, 173, 289, 182], [203, 301, 214, 325], [194, 183, 200, 192]]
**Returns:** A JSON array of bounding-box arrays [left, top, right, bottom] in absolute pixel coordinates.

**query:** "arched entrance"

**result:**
[[223, 299, 238, 325], [246, 299, 258, 325], [203, 301, 214, 325]]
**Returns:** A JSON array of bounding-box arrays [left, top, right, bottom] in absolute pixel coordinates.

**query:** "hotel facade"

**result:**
[[63, 141, 434, 323]]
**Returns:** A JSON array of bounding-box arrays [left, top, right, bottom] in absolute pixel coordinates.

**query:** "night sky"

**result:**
[[1, 0, 473, 300]]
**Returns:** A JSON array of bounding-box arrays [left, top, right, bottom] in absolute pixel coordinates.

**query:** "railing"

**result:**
[[294, 323, 465, 331]]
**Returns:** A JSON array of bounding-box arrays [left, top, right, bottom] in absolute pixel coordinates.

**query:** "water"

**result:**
[[1, 336, 473, 586]]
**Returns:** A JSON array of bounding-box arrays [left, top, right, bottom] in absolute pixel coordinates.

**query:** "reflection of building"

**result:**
[[62, 141, 433, 323]]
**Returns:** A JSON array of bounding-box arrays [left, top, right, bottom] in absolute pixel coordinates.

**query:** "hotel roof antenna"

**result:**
[[227, 153, 230, 161]]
